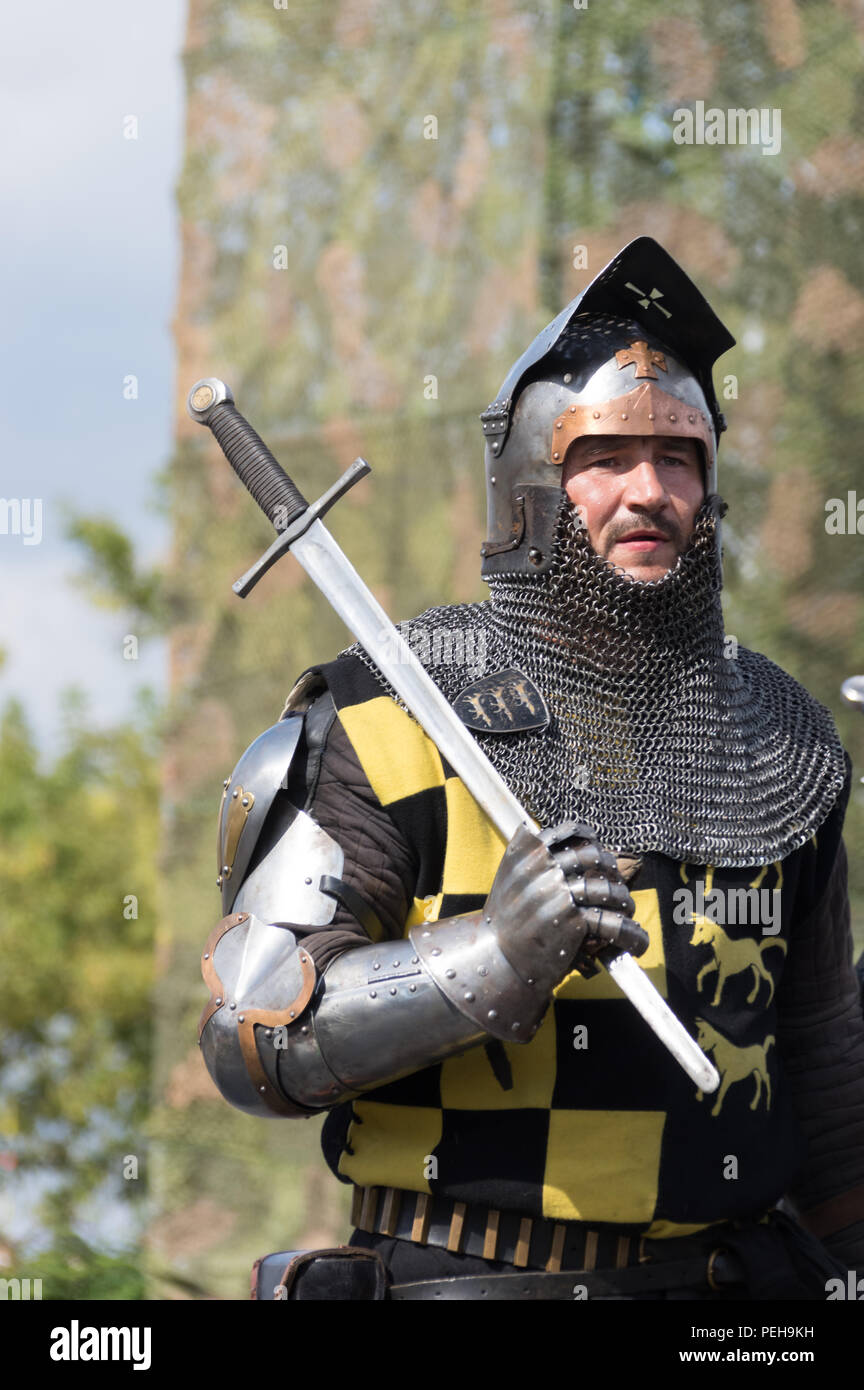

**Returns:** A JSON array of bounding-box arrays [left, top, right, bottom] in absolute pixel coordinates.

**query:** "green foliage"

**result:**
[[6, 1235, 147, 1301], [65, 517, 169, 629], [0, 693, 159, 1258]]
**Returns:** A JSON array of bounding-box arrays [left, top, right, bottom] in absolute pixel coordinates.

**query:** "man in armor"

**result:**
[[199, 238, 864, 1299]]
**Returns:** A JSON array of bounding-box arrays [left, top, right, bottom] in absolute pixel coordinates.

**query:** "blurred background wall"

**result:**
[[1, 0, 862, 1300]]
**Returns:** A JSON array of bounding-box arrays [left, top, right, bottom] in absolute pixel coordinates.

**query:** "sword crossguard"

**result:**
[[232, 457, 371, 597]]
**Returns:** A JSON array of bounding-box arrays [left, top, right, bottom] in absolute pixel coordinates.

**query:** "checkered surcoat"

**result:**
[[274, 654, 863, 1240]]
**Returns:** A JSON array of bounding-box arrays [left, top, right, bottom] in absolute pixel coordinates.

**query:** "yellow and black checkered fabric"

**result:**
[[317, 655, 843, 1237]]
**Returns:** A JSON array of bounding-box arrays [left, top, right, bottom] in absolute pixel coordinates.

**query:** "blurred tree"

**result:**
[[0, 690, 159, 1294], [65, 517, 168, 628]]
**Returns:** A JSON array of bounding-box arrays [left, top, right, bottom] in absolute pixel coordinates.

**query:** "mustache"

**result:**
[[606, 515, 680, 545]]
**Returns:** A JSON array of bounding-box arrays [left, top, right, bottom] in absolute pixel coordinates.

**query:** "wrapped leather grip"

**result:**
[[207, 400, 308, 530]]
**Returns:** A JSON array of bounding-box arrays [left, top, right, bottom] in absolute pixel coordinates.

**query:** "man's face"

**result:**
[[561, 434, 705, 581]]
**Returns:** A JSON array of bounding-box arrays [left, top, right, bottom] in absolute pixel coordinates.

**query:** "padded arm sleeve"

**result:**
[[776, 763, 864, 1257]]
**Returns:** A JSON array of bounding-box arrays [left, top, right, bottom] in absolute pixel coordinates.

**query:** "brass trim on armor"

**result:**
[[379, 1187, 401, 1238], [216, 781, 229, 875], [222, 784, 255, 880], [447, 1202, 467, 1253], [411, 1193, 432, 1245], [514, 1217, 533, 1268], [615, 1235, 631, 1269], [234, 950, 317, 1034], [351, 1186, 364, 1229], [234, 950, 318, 1117], [549, 381, 713, 467], [281, 668, 327, 717], [706, 1247, 725, 1292], [482, 1208, 500, 1262], [237, 1026, 305, 1118], [198, 913, 249, 1040], [546, 1224, 566, 1273], [360, 1187, 380, 1233], [583, 1230, 598, 1271]]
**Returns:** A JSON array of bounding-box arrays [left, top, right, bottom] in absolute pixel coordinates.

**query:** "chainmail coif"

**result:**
[[346, 494, 848, 867]]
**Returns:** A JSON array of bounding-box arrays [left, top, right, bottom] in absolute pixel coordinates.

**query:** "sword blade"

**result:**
[[292, 519, 720, 1094], [294, 520, 526, 837], [600, 952, 719, 1092]]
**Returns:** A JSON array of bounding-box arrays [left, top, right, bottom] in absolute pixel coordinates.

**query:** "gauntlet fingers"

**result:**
[[538, 820, 601, 851], [553, 842, 619, 877], [565, 873, 635, 915], [579, 907, 649, 957]]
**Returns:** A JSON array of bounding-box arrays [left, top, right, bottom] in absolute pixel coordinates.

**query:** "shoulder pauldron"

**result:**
[[216, 714, 343, 922]]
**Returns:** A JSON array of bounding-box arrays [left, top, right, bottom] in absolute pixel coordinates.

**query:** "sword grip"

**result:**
[[209, 402, 308, 530], [187, 379, 308, 530]]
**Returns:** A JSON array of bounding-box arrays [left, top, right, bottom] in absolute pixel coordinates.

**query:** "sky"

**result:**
[[0, 1, 186, 757]]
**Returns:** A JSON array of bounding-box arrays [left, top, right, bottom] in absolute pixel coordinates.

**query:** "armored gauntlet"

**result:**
[[410, 820, 647, 1043], [494, 821, 645, 983]]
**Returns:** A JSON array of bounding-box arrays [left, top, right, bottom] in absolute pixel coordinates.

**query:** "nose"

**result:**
[[621, 459, 668, 511]]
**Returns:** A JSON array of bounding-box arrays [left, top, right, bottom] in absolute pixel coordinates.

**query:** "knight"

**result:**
[[199, 238, 864, 1300]]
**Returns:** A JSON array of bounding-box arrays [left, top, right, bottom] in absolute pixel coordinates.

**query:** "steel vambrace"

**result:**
[[198, 824, 645, 1118], [199, 911, 495, 1117]]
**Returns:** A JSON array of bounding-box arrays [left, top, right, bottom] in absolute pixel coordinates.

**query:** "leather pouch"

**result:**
[[251, 1247, 389, 1301]]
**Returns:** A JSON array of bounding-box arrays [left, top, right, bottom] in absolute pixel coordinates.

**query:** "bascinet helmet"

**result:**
[[480, 237, 736, 576]]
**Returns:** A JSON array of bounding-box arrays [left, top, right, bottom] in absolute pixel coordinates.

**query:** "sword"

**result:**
[[187, 377, 719, 1094]]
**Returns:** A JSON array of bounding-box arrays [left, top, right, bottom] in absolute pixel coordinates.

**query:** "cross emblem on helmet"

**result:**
[[615, 340, 669, 379], [624, 281, 673, 318]]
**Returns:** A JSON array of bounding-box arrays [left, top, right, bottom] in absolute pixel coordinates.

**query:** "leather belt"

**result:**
[[351, 1185, 743, 1279], [389, 1259, 726, 1300]]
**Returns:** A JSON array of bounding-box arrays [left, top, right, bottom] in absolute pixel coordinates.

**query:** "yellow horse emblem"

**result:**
[[690, 915, 787, 1006], [682, 864, 787, 1006], [694, 1019, 775, 1118]]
